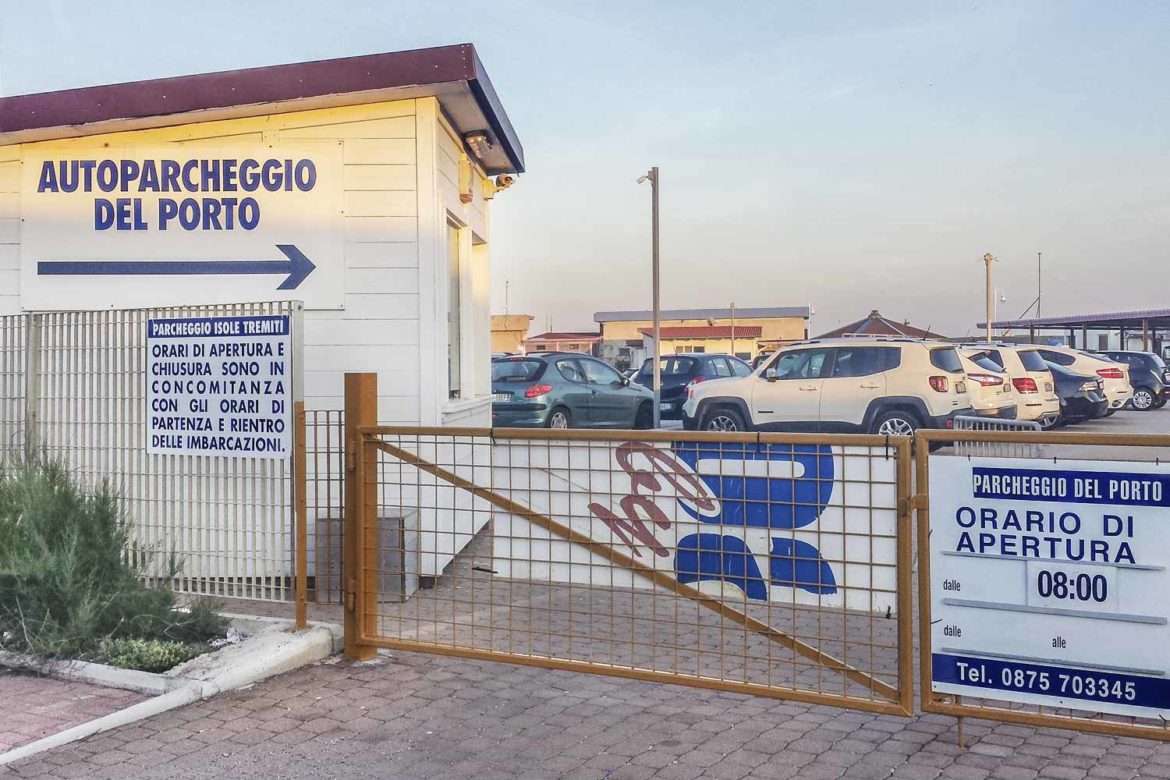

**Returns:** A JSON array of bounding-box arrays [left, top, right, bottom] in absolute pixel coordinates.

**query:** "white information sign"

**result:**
[[147, 315, 292, 459], [20, 143, 344, 310], [929, 455, 1170, 718]]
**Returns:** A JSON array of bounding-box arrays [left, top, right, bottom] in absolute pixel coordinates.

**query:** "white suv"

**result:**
[[682, 338, 973, 435]]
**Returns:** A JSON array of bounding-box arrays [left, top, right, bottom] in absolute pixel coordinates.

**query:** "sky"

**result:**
[[2, 1, 1167, 337]]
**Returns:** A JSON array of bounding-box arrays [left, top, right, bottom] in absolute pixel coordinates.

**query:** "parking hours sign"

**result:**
[[147, 315, 291, 458], [929, 455, 1170, 718]]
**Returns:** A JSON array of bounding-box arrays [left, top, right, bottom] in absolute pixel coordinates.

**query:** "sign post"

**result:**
[[927, 455, 1170, 720]]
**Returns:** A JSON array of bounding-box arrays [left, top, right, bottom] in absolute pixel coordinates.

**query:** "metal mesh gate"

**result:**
[[343, 375, 914, 715]]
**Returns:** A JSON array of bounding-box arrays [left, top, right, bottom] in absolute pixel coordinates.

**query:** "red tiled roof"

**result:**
[[638, 326, 763, 339], [525, 332, 600, 341], [815, 310, 946, 340]]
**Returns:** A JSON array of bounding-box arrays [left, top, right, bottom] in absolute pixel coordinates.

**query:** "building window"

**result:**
[[567, 343, 579, 350], [447, 220, 462, 399], [534, 343, 546, 351]]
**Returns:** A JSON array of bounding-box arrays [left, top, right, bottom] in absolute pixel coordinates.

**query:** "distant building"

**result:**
[[595, 307, 809, 367], [815, 310, 948, 340], [638, 325, 764, 360], [491, 314, 534, 355], [523, 331, 600, 354]]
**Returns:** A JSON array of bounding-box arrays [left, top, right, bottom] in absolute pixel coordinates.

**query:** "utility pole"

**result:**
[[638, 167, 661, 428], [1037, 251, 1042, 320], [983, 252, 996, 343], [729, 301, 736, 357]]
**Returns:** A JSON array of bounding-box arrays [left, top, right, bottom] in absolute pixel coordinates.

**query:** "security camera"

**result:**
[[495, 174, 516, 189]]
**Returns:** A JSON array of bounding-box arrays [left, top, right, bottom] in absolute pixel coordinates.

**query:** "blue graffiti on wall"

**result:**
[[672, 442, 837, 599]]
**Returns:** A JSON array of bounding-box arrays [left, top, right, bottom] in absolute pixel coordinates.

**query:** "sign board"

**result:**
[[20, 143, 344, 310], [147, 315, 292, 459], [489, 441, 899, 613], [928, 455, 1170, 718]]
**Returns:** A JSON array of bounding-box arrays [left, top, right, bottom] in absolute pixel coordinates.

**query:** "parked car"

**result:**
[[960, 344, 1060, 427], [633, 353, 753, 420], [491, 353, 654, 429], [682, 337, 973, 435], [1045, 362, 1108, 426], [1034, 345, 1132, 414], [1097, 350, 1170, 411], [957, 351, 1017, 419]]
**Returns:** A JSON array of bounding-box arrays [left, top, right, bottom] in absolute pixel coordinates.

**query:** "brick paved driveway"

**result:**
[[0, 669, 145, 755], [5, 650, 1170, 779]]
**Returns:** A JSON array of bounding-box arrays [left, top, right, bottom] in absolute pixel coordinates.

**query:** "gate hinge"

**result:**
[[345, 577, 358, 610], [346, 450, 357, 472], [901, 494, 929, 513]]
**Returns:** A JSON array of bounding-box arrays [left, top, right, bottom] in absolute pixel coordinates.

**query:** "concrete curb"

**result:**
[[0, 618, 342, 768]]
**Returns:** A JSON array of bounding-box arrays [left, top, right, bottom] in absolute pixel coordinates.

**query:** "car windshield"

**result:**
[[1152, 354, 1168, 370], [929, 347, 963, 373], [492, 359, 543, 382], [1016, 350, 1049, 372]]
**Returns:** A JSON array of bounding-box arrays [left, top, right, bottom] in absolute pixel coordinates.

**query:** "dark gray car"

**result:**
[[1099, 351, 1170, 411]]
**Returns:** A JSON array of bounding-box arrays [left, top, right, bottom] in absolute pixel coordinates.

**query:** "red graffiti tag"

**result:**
[[587, 442, 718, 558]]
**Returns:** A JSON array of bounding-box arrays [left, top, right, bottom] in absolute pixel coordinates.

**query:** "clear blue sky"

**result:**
[[3, 1, 1167, 336]]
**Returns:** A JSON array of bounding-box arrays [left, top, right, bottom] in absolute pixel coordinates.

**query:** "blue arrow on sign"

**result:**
[[37, 244, 316, 290]]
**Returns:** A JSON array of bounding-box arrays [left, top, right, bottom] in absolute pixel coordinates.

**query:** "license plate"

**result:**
[[659, 403, 673, 411], [955, 381, 966, 394], [493, 393, 511, 402], [1045, 382, 1053, 392]]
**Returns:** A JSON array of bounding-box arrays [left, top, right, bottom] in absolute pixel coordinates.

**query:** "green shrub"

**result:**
[[100, 637, 206, 673], [0, 459, 227, 661]]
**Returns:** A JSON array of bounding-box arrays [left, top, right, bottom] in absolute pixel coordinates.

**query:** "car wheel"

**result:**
[[871, 409, 918, 437], [1131, 387, 1156, 411], [634, 402, 653, 429], [1155, 397, 1168, 409], [701, 407, 746, 432], [1039, 414, 1060, 430], [546, 408, 571, 429], [1104, 408, 1116, 417]]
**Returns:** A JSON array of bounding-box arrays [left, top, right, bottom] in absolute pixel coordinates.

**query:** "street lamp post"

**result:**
[[638, 167, 661, 428], [729, 301, 736, 358], [982, 252, 996, 343]]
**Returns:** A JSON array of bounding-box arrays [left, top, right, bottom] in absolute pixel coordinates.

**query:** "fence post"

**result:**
[[343, 373, 377, 660], [23, 313, 41, 459]]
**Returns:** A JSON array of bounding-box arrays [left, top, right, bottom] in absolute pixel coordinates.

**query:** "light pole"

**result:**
[[729, 301, 736, 357], [982, 253, 996, 343], [637, 167, 661, 428]]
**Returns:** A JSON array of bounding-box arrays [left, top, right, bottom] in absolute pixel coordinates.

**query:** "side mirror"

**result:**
[[619, 376, 630, 387], [764, 367, 778, 382]]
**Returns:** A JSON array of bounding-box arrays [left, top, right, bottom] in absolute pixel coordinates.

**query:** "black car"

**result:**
[[634, 353, 753, 419], [1044, 362, 1108, 426], [1099, 350, 1170, 411]]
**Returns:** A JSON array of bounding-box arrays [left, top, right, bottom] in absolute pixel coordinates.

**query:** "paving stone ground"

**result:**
[[4, 649, 1170, 780], [0, 668, 145, 754]]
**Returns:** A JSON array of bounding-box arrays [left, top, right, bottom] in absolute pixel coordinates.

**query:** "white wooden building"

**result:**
[[0, 43, 523, 427]]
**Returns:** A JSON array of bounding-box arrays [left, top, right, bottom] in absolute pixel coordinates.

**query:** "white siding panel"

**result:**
[[343, 139, 415, 165], [0, 270, 19, 296], [304, 368, 419, 397], [281, 116, 415, 140], [0, 163, 19, 193], [345, 216, 417, 243], [0, 245, 17, 269], [344, 241, 417, 268], [302, 318, 419, 346], [306, 344, 417, 372], [301, 395, 421, 422], [345, 268, 418, 295], [0, 219, 19, 244], [343, 190, 416, 218], [344, 164, 414, 191], [0, 193, 19, 218], [344, 292, 419, 319]]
